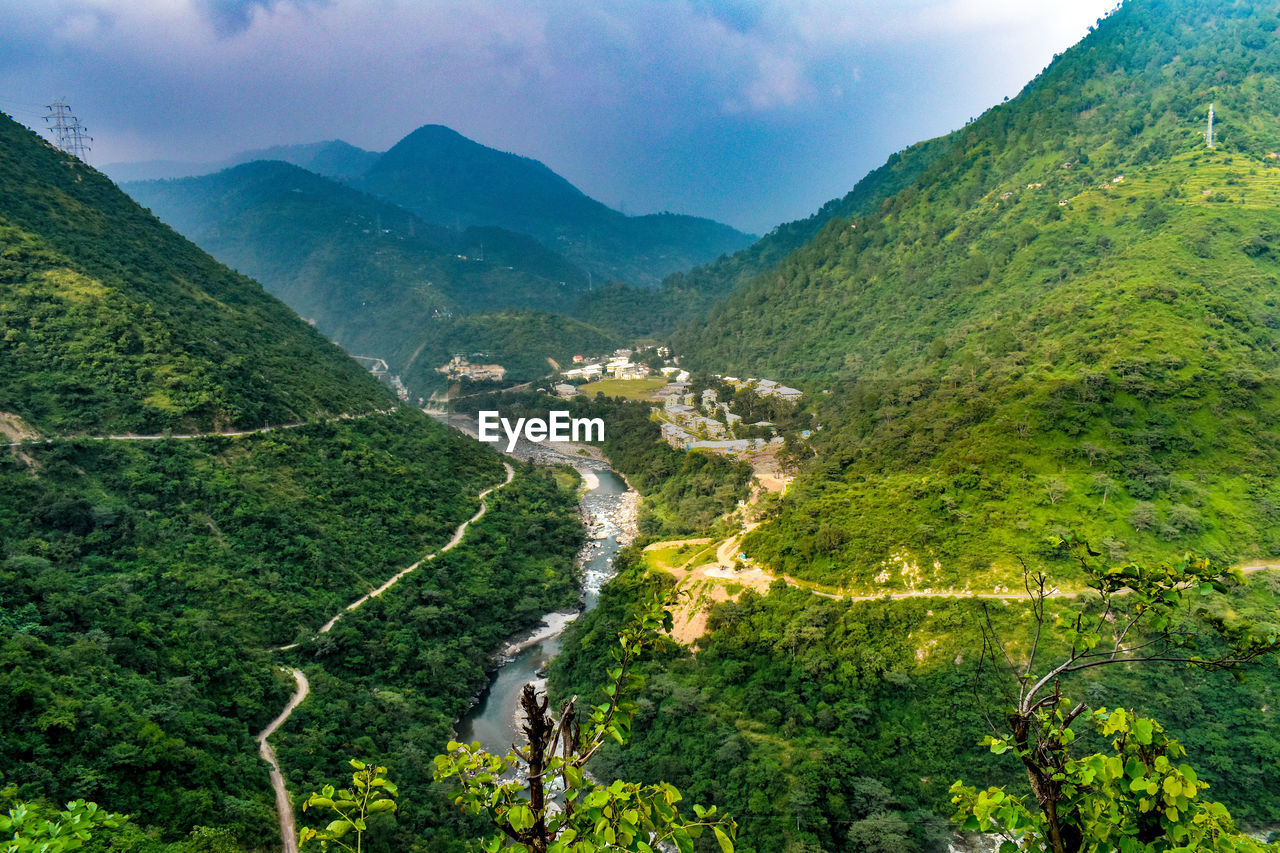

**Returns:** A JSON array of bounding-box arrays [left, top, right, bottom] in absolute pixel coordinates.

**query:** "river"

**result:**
[[456, 464, 632, 753]]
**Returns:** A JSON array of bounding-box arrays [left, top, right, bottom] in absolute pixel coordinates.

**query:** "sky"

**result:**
[[0, 0, 1119, 234]]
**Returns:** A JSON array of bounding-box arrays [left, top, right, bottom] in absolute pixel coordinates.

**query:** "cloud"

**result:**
[[0, 1, 1123, 231]]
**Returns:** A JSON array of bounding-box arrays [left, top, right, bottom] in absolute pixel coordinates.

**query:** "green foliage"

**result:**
[[0, 115, 390, 435], [662, 0, 1280, 583], [300, 760, 398, 853], [0, 411, 508, 844], [0, 791, 128, 853], [952, 708, 1275, 853], [434, 592, 736, 853], [950, 547, 1280, 853], [550, 556, 1280, 852], [272, 464, 583, 851]]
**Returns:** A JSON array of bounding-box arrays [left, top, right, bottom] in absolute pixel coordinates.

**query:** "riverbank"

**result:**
[[455, 463, 635, 755]]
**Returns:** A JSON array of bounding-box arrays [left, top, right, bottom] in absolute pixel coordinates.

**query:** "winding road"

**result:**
[[256, 669, 310, 853], [0, 408, 400, 448], [255, 462, 516, 851]]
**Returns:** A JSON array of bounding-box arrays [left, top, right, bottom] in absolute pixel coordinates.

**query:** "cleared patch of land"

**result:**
[[578, 377, 667, 401]]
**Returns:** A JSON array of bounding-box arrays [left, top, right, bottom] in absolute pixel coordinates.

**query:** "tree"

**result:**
[[433, 592, 736, 853], [950, 540, 1280, 853], [0, 792, 128, 853], [298, 760, 398, 853]]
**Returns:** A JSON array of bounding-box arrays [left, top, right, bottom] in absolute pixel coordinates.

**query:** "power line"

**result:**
[[44, 98, 92, 161]]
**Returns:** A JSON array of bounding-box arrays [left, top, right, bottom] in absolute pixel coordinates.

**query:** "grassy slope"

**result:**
[[668, 0, 1280, 585], [0, 118, 389, 435]]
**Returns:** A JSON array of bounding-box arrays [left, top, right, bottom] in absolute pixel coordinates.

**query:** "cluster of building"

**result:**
[[355, 356, 411, 401], [560, 348, 657, 382], [720, 376, 803, 403], [438, 355, 506, 382], [656, 383, 783, 456]]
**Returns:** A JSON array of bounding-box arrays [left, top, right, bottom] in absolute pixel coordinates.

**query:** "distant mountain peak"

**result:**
[[359, 123, 753, 286]]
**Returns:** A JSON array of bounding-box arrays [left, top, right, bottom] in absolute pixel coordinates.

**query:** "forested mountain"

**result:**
[[119, 126, 756, 388], [0, 113, 582, 849], [0, 122, 390, 435], [672, 0, 1280, 584], [562, 133, 957, 341], [124, 161, 611, 380], [356, 124, 755, 287]]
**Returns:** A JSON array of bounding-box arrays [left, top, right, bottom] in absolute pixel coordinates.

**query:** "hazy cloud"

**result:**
[[0, 0, 1117, 232]]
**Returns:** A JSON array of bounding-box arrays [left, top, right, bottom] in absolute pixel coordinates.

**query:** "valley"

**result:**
[[6, 1, 1280, 851]]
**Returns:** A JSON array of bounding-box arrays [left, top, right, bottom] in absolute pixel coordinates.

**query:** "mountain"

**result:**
[[567, 133, 956, 340], [0, 113, 582, 848], [124, 161, 614, 384], [231, 139, 379, 180], [670, 0, 1280, 585], [545, 7, 1280, 853], [0, 128, 391, 435], [355, 124, 755, 286], [102, 139, 380, 184]]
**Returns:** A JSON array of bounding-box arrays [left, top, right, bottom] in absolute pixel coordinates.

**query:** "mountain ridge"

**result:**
[[355, 123, 755, 287], [669, 0, 1280, 583]]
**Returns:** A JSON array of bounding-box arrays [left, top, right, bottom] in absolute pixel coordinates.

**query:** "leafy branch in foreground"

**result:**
[[952, 541, 1280, 853], [434, 591, 736, 853], [299, 760, 398, 852], [0, 790, 128, 853]]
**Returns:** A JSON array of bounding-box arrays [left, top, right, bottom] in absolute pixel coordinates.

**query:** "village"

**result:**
[[551, 346, 807, 487]]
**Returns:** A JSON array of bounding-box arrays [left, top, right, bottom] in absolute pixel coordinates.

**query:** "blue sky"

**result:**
[[0, 0, 1118, 233]]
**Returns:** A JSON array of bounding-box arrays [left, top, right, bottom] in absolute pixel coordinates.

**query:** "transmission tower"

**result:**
[[44, 98, 92, 161]]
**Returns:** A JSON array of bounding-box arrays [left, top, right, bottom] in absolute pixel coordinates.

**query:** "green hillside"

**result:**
[[356, 124, 755, 287], [123, 161, 597, 380], [400, 309, 622, 393], [0, 113, 582, 848], [561, 132, 953, 342], [0, 121, 391, 436], [671, 0, 1280, 586]]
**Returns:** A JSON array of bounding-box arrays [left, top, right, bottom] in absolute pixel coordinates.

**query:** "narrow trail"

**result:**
[[655, 529, 1280, 643], [257, 462, 516, 851], [0, 408, 399, 448], [256, 669, 309, 853]]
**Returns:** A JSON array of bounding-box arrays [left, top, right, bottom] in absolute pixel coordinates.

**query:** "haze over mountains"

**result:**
[[121, 124, 753, 387], [103, 139, 381, 184]]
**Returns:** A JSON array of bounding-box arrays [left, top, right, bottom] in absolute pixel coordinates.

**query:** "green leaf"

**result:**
[[325, 819, 352, 838], [713, 825, 734, 853], [508, 804, 534, 833]]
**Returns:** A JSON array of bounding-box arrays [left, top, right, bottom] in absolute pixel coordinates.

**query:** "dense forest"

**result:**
[[545, 2, 1280, 851], [551, 554, 1280, 853], [650, 0, 1280, 587], [0, 112, 586, 850], [11, 1, 1280, 850], [0, 119, 388, 436]]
